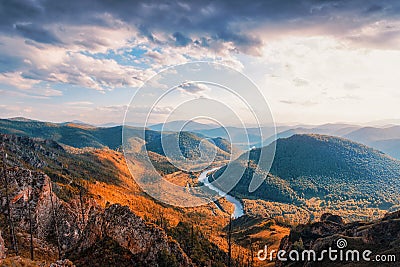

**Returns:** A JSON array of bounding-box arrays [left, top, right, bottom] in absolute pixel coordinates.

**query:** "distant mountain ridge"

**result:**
[[0, 118, 141, 149], [3, 117, 400, 159], [148, 120, 218, 131], [0, 118, 238, 168]]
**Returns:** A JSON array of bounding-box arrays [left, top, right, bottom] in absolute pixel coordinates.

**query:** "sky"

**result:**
[[0, 0, 400, 126]]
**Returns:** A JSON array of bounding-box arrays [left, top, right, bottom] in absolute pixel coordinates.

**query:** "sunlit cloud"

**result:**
[[0, 0, 399, 124]]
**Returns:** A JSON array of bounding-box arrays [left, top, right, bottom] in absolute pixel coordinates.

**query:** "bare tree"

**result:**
[[1, 144, 18, 255]]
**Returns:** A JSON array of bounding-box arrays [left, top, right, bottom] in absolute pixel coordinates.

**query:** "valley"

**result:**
[[2, 1, 400, 266], [0, 118, 399, 266]]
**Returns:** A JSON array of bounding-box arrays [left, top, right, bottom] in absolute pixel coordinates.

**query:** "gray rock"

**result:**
[[0, 230, 6, 259]]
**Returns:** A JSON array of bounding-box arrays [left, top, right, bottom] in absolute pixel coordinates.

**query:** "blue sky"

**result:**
[[1, 0, 400, 125]]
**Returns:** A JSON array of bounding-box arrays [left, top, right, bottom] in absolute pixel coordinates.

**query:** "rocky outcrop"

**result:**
[[0, 134, 195, 266], [0, 230, 6, 260], [0, 167, 98, 254], [68, 204, 193, 266], [320, 213, 344, 225], [0, 167, 100, 262], [1, 166, 193, 266], [50, 259, 75, 267], [0, 134, 63, 169], [277, 212, 400, 267]]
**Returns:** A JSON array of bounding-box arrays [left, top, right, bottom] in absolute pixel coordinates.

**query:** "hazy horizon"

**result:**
[[2, 115, 400, 129]]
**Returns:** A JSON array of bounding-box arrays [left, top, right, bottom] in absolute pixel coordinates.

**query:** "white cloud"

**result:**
[[66, 101, 94, 106], [178, 81, 210, 95], [0, 72, 40, 89]]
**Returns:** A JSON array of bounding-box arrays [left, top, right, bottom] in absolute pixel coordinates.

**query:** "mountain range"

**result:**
[[1, 117, 400, 266], [4, 118, 400, 159]]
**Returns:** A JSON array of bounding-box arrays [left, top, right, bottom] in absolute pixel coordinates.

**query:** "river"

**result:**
[[198, 167, 244, 219]]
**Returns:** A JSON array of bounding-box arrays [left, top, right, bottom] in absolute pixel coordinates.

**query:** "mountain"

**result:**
[[371, 139, 400, 160], [258, 124, 400, 160], [149, 120, 218, 132], [0, 133, 239, 266], [196, 126, 278, 150], [149, 121, 279, 150], [0, 118, 240, 161], [0, 118, 154, 149], [259, 124, 361, 147], [7, 117, 39, 122], [344, 125, 400, 143], [0, 117, 243, 179], [62, 120, 93, 126], [145, 131, 234, 165], [212, 134, 400, 221], [344, 126, 400, 159]]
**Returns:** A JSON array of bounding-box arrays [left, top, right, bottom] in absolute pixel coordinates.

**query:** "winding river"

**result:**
[[198, 168, 244, 219]]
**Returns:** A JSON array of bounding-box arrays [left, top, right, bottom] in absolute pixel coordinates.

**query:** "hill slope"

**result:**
[[259, 124, 400, 159], [145, 131, 234, 163], [213, 134, 400, 221], [0, 118, 151, 149], [0, 133, 238, 266]]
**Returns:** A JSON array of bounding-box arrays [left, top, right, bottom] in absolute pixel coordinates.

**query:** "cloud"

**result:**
[[33, 87, 63, 97], [96, 105, 172, 116], [0, 89, 49, 100], [293, 77, 309, 87], [0, 0, 399, 103], [1, 0, 399, 53], [126, 105, 173, 115], [66, 101, 93, 106], [0, 72, 40, 89], [14, 23, 61, 44], [173, 32, 192, 46], [96, 105, 128, 112], [0, 34, 155, 90], [4, 0, 388, 57], [33, 52, 152, 90], [178, 82, 210, 95], [280, 100, 318, 106]]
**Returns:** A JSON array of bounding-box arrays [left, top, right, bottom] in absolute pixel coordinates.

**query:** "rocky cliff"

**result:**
[[0, 133, 193, 266], [277, 211, 400, 266], [68, 204, 193, 266], [1, 165, 192, 266]]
